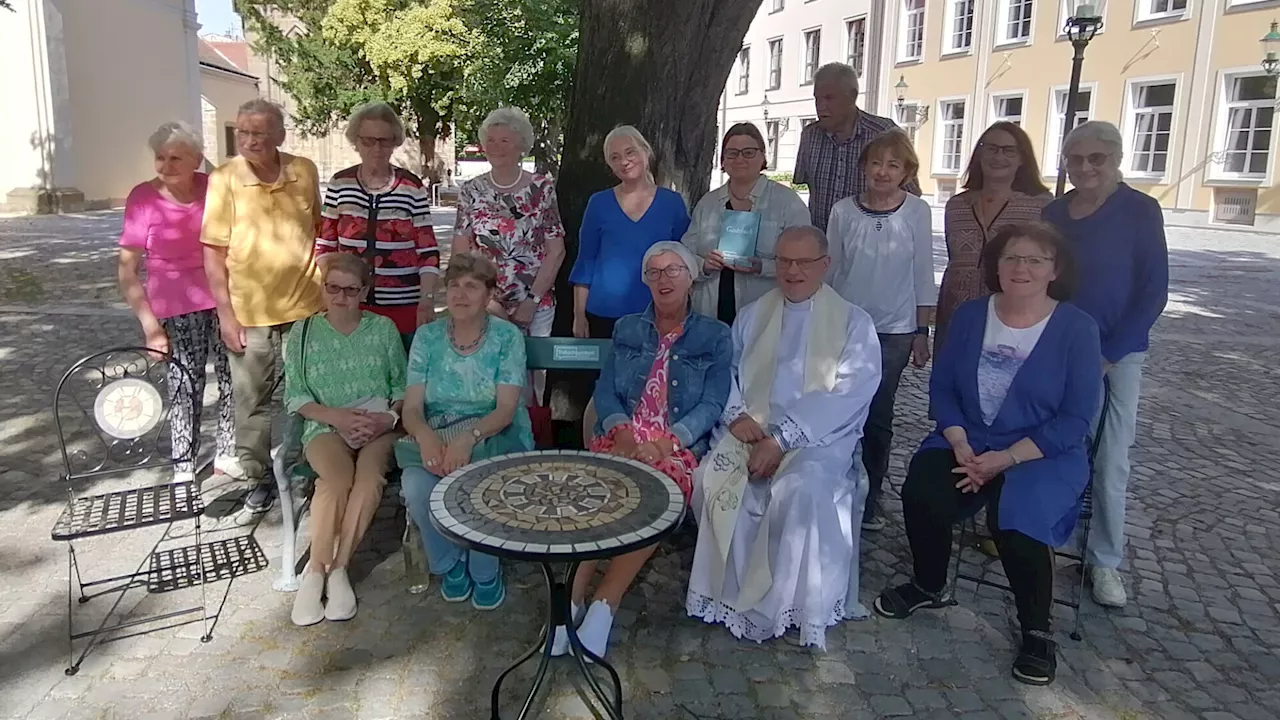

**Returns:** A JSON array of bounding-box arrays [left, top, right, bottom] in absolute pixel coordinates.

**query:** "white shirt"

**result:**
[[977, 297, 1054, 425], [826, 194, 936, 334]]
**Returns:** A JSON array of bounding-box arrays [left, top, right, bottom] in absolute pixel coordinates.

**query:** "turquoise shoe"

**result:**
[[471, 573, 505, 611], [440, 560, 473, 603]]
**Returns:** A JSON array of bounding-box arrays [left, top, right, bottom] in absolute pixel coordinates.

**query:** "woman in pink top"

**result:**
[[117, 121, 234, 482]]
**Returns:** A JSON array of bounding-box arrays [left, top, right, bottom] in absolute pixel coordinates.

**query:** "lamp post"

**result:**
[[1055, 3, 1104, 196], [1262, 20, 1280, 76], [894, 75, 929, 127]]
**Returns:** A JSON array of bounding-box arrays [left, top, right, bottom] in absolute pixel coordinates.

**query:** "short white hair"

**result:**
[[147, 121, 203, 156], [237, 98, 286, 132], [479, 107, 535, 155], [1063, 120, 1124, 161], [344, 101, 406, 147], [642, 241, 699, 279], [603, 125, 655, 172], [813, 63, 859, 98]]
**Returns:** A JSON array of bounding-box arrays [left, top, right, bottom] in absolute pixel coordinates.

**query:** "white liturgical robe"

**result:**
[[687, 289, 882, 649]]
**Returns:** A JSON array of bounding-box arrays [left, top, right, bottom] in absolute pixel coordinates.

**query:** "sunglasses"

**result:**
[[1064, 152, 1111, 169], [357, 136, 397, 149]]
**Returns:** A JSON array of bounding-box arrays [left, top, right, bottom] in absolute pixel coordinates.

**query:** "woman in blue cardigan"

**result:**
[[874, 222, 1101, 687]]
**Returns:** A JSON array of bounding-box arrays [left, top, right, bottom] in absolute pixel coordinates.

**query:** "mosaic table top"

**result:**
[[427, 450, 686, 561]]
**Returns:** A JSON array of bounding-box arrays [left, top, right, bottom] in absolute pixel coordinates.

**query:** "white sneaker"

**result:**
[[324, 568, 357, 621], [551, 602, 584, 657], [577, 600, 615, 660], [173, 470, 196, 485], [1091, 567, 1127, 608], [214, 455, 246, 479], [291, 570, 326, 626]]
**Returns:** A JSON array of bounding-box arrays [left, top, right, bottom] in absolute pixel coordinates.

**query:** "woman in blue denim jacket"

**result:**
[[551, 241, 732, 660]]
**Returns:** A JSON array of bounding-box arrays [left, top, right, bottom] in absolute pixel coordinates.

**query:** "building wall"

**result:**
[[717, 0, 877, 184], [878, 0, 1280, 228], [199, 68, 259, 163]]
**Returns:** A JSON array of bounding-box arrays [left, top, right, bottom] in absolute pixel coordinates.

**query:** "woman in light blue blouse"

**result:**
[[570, 125, 690, 339]]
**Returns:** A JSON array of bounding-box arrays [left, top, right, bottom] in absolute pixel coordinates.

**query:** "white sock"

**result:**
[[578, 599, 615, 659], [551, 601, 583, 657]]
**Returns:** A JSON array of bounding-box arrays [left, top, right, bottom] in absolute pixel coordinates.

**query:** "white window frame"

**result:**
[[845, 16, 867, 78], [996, 0, 1035, 47], [1122, 75, 1179, 181], [896, 102, 922, 144], [1057, 0, 1107, 38], [737, 47, 751, 95], [1211, 69, 1277, 183], [1134, 0, 1189, 24], [767, 38, 783, 91], [943, 0, 976, 55], [766, 120, 782, 171], [801, 28, 821, 85], [898, 0, 926, 63], [989, 91, 1027, 126], [1043, 82, 1098, 175], [934, 96, 970, 176], [770, 0, 785, 13]]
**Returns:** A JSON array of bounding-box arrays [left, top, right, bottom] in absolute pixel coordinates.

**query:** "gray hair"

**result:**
[[479, 106, 535, 156], [147, 121, 203, 156], [344, 101, 406, 147], [777, 225, 829, 255], [237, 98, 286, 132], [1063, 120, 1124, 161], [813, 63, 860, 98], [642, 241, 699, 279], [603, 124, 655, 175]]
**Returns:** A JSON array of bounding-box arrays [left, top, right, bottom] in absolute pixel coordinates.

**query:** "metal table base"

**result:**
[[491, 562, 623, 720]]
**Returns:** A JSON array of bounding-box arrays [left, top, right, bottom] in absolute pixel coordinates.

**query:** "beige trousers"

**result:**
[[226, 323, 292, 483], [302, 432, 396, 569]]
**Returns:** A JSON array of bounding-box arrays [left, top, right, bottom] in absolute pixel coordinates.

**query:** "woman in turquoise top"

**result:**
[[400, 253, 533, 610], [283, 254, 407, 626]]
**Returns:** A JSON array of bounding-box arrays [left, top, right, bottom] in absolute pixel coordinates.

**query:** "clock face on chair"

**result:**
[[93, 379, 163, 440]]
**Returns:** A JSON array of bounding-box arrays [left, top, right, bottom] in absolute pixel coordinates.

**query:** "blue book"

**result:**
[[717, 210, 760, 268]]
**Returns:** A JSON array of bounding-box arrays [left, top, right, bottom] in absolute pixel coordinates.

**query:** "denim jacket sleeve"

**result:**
[[592, 322, 633, 435], [670, 320, 733, 450]]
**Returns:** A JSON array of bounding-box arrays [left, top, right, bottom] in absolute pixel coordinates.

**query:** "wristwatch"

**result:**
[[471, 428, 484, 442], [385, 409, 401, 427], [915, 326, 930, 337]]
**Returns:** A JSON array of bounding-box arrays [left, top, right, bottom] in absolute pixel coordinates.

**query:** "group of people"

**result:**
[[116, 59, 1167, 687]]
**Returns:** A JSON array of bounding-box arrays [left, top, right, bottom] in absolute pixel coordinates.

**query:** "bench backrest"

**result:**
[[524, 337, 611, 371]]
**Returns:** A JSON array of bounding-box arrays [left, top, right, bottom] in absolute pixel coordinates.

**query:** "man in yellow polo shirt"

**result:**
[[202, 98, 323, 514]]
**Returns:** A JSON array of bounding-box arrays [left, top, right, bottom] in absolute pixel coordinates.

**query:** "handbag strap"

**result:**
[[299, 315, 317, 403]]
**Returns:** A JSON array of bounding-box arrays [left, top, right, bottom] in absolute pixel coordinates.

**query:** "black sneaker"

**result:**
[[243, 484, 275, 514], [1012, 633, 1057, 686]]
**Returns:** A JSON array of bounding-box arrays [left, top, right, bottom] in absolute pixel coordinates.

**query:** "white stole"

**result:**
[[698, 285, 850, 611]]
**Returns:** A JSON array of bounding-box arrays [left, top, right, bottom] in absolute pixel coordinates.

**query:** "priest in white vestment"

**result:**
[[686, 225, 882, 649]]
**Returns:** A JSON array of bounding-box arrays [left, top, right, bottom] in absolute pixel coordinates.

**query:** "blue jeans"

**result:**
[[1086, 352, 1145, 570], [400, 466, 500, 583]]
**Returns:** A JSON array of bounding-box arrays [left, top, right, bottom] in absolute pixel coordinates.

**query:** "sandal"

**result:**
[[873, 583, 946, 620], [1011, 633, 1057, 686]]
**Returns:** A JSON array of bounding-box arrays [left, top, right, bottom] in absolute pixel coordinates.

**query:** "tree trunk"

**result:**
[[548, 0, 762, 424], [412, 100, 442, 185], [532, 118, 562, 177]]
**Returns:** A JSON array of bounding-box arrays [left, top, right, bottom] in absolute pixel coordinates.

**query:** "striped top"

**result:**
[[316, 165, 440, 334]]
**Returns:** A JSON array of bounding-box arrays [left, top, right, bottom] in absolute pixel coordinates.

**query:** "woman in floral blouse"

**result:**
[[452, 106, 566, 339], [283, 254, 407, 626]]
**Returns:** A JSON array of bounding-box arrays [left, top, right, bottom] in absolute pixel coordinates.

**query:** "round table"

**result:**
[[428, 449, 686, 720]]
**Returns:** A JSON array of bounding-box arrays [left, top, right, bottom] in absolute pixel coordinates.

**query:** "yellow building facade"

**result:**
[[875, 0, 1280, 229]]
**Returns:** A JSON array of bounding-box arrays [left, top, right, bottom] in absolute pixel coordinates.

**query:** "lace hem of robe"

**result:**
[[685, 589, 849, 651]]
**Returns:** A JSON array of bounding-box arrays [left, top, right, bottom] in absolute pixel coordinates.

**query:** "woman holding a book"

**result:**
[[681, 123, 810, 325]]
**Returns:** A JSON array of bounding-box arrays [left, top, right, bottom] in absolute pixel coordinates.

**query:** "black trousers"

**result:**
[[861, 332, 914, 520], [903, 448, 1054, 634], [585, 312, 618, 340]]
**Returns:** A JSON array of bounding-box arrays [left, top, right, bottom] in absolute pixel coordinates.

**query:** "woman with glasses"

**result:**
[[1042, 121, 1168, 611], [937, 122, 1052, 354], [551, 242, 731, 659], [284, 254, 407, 625], [453, 107, 566, 342], [875, 222, 1101, 688], [681, 123, 809, 324], [316, 101, 440, 348]]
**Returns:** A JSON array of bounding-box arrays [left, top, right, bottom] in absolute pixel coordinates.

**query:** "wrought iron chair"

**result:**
[[50, 348, 209, 674], [947, 377, 1113, 641]]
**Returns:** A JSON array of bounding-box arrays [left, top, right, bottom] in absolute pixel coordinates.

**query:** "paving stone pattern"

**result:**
[[1, 211, 1278, 719]]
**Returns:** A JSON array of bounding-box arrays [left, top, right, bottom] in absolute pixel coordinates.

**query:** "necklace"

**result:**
[[448, 317, 488, 353], [488, 170, 523, 190], [360, 169, 394, 193], [728, 183, 753, 204]]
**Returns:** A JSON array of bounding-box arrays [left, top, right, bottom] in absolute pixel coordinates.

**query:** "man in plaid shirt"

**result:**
[[794, 63, 922, 231]]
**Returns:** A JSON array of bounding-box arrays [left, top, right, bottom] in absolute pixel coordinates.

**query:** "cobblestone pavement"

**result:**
[[1, 211, 1278, 720]]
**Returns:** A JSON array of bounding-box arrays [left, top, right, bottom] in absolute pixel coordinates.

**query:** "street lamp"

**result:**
[[762, 94, 771, 123], [1261, 20, 1280, 76], [894, 76, 929, 126], [1055, 3, 1105, 196]]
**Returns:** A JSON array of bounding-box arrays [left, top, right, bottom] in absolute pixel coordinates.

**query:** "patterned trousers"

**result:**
[[161, 309, 235, 474]]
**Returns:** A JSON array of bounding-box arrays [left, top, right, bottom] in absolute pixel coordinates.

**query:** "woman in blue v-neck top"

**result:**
[[570, 126, 691, 338]]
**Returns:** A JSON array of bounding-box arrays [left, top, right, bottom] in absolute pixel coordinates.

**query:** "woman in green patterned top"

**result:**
[[400, 253, 533, 610], [284, 254, 407, 626]]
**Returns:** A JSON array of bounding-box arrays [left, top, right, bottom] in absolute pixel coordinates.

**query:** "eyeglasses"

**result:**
[[998, 254, 1054, 268], [234, 129, 271, 141], [723, 148, 762, 160], [644, 266, 689, 281], [776, 255, 828, 271], [357, 136, 398, 149], [1064, 152, 1111, 169], [978, 142, 1019, 159], [324, 283, 364, 297]]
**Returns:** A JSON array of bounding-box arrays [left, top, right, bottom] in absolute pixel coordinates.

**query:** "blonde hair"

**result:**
[[603, 125, 656, 182]]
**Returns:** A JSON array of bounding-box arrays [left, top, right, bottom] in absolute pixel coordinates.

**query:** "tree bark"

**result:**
[[548, 0, 762, 424], [412, 100, 442, 185]]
